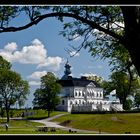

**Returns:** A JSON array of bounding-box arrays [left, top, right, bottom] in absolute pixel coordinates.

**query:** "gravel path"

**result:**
[[30, 114, 107, 134]]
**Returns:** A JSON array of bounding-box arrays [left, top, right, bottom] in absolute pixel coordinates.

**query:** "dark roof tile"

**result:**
[[58, 77, 100, 87]]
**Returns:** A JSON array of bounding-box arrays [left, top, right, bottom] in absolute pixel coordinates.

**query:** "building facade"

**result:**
[[56, 60, 123, 113]]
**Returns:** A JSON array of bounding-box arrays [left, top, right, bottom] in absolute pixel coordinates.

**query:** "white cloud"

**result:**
[[69, 51, 80, 57], [0, 39, 63, 71], [80, 72, 104, 81], [27, 71, 47, 80], [37, 56, 63, 71], [29, 81, 41, 86], [4, 42, 17, 52], [80, 73, 97, 77], [27, 70, 57, 86], [0, 39, 46, 64]]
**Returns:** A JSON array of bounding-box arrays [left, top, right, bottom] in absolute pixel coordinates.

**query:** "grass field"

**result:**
[[1, 111, 140, 134], [0, 110, 74, 134], [51, 112, 140, 134], [0, 119, 88, 134]]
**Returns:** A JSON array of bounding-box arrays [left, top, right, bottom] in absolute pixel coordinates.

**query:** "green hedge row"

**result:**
[[71, 110, 140, 114]]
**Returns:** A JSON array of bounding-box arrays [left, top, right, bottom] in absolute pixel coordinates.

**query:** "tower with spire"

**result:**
[[57, 58, 123, 113], [61, 59, 72, 80]]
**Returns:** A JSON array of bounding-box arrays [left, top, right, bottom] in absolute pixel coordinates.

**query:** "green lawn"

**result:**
[[1, 111, 140, 134], [0, 111, 70, 134], [25, 110, 68, 120], [51, 113, 140, 134], [0, 119, 73, 134]]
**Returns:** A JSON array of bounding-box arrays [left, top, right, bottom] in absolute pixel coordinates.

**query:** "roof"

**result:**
[[58, 76, 100, 88]]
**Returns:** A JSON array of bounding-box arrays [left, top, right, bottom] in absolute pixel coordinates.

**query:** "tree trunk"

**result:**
[[6, 108, 9, 122], [48, 110, 50, 118], [127, 44, 140, 77], [120, 97, 127, 110], [121, 6, 140, 77], [119, 93, 128, 110]]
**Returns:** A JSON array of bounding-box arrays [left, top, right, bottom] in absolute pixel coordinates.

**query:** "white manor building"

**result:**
[[56, 60, 123, 113]]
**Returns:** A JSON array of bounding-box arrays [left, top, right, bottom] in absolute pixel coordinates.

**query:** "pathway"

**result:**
[[30, 114, 107, 134]]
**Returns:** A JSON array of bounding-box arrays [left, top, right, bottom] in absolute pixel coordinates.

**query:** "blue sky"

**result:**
[[0, 11, 112, 108]]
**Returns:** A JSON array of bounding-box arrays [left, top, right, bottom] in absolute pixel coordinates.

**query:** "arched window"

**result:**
[[79, 91, 81, 96], [75, 91, 78, 96], [100, 92, 102, 97]]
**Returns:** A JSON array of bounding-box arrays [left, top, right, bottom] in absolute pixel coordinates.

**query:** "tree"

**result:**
[[0, 57, 29, 122], [0, 6, 140, 75], [0, 6, 140, 78], [0, 56, 11, 70], [102, 71, 140, 110], [134, 92, 140, 109], [33, 72, 61, 117], [124, 99, 133, 111], [32, 88, 45, 109]]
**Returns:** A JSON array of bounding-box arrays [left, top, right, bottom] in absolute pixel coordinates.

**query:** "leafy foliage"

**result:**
[[0, 56, 11, 70], [134, 92, 140, 108], [0, 6, 140, 77], [102, 71, 140, 110], [0, 57, 29, 122], [33, 72, 61, 117]]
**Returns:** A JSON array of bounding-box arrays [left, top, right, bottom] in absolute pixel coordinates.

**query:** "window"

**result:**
[[70, 101, 73, 105], [100, 93, 102, 97], [75, 91, 77, 96], [62, 100, 65, 105]]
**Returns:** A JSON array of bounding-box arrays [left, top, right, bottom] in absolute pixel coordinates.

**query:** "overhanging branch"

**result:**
[[0, 12, 124, 44]]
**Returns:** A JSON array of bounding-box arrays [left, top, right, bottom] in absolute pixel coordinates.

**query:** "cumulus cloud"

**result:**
[[27, 71, 47, 80], [80, 73, 97, 77], [0, 39, 63, 71], [4, 42, 17, 52], [0, 39, 46, 64], [37, 56, 63, 71], [80, 72, 103, 81], [27, 70, 57, 86]]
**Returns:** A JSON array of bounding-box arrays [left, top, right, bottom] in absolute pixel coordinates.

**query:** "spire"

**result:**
[[64, 59, 71, 75], [61, 59, 72, 80]]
